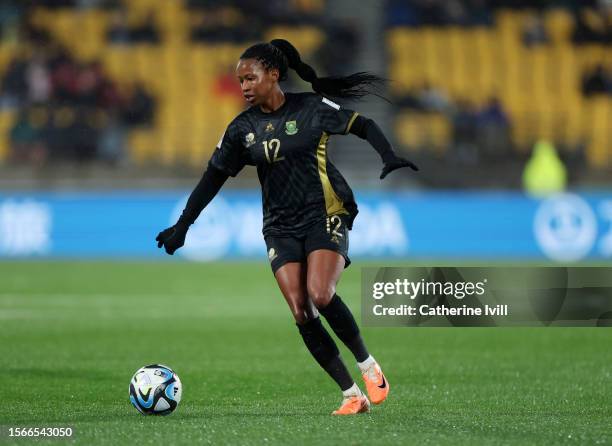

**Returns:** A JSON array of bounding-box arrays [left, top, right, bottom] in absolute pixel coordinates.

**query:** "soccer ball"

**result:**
[[129, 364, 182, 415]]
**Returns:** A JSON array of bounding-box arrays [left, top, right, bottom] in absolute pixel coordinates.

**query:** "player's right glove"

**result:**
[[156, 222, 189, 255]]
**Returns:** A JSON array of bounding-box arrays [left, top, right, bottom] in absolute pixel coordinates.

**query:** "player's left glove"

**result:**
[[380, 153, 419, 180], [156, 222, 189, 255]]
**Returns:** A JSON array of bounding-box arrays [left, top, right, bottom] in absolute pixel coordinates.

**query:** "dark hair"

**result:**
[[240, 39, 386, 101]]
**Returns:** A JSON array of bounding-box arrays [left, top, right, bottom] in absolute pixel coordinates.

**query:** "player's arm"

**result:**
[[348, 115, 419, 179], [156, 122, 246, 255], [156, 163, 229, 255], [316, 95, 418, 179]]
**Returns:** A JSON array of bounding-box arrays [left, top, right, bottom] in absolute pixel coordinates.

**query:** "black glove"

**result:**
[[155, 222, 189, 255], [380, 154, 419, 179]]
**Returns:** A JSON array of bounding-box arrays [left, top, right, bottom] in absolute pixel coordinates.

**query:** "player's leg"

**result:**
[[272, 258, 364, 414], [306, 249, 370, 362], [307, 249, 389, 405]]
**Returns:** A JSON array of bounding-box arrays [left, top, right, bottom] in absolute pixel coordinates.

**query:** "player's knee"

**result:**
[[294, 310, 318, 325], [286, 293, 309, 323], [308, 284, 335, 309], [293, 305, 321, 325], [292, 308, 309, 324]]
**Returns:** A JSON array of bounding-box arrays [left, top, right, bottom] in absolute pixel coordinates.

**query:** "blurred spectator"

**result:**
[[232, 0, 322, 26], [0, 57, 28, 107], [187, 0, 322, 27], [190, 8, 258, 43], [477, 97, 509, 128], [68, 109, 100, 161], [20, 13, 51, 46], [96, 65, 123, 110], [316, 22, 360, 75], [451, 99, 479, 164], [33, 0, 76, 8], [522, 14, 549, 46], [26, 53, 52, 104], [443, 0, 470, 25], [394, 93, 515, 166], [417, 82, 450, 113], [395, 83, 450, 113], [76, 0, 122, 10], [464, 0, 493, 26], [385, 0, 493, 27], [9, 108, 48, 166], [130, 12, 160, 44], [419, 0, 454, 26], [476, 96, 512, 160], [107, 10, 160, 45], [50, 56, 79, 103], [187, 0, 231, 8], [107, 10, 131, 44], [1, 30, 155, 166], [582, 64, 612, 96], [0, 0, 24, 43], [44, 107, 98, 161], [74, 63, 102, 107], [122, 83, 156, 127], [394, 88, 422, 111], [97, 110, 127, 165], [386, 0, 422, 27], [572, 8, 610, 44]]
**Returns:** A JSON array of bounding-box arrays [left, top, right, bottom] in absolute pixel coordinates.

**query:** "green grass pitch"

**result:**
[[1, 261, 610, 445]]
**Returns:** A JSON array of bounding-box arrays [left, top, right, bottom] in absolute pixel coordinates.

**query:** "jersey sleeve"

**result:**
[[209, 120, 248, 177], [315, 96, 360, 135]]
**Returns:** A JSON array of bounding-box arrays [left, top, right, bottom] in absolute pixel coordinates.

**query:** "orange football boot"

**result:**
[[331, 395, 370, 415], [362, 363, 389, 405]]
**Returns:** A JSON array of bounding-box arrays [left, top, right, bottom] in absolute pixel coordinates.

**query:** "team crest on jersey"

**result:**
[[244, 132, 255, 147], [265, 122, 274, 132], [285, 121, 298, 135]]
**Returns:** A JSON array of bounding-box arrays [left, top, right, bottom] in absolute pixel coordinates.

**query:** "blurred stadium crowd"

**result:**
[[0, 0, 609, 187], [387, 0, 611, 188]]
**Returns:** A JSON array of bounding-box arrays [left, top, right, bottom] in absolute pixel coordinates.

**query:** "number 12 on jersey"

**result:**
[[263, 139, 284, 163]]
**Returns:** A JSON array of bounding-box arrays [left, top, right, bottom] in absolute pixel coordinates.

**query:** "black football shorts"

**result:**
[[264, 215, 351, 274]]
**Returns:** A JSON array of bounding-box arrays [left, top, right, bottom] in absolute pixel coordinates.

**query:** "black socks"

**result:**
[[319, 294, 370, 363], [297, 317, 354, 391], [296, 295, 370, 391]]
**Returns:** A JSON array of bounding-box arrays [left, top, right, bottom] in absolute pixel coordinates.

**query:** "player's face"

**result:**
[[236, 58, 279, 106]]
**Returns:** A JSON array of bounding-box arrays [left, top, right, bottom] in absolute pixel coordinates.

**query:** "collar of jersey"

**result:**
[[252, 92, 292, 118]]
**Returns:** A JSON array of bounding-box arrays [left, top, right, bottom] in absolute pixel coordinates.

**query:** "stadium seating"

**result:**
[[388, 9, 611, 167], [0, 1, 325, 166], [0, 3, 609, 169]]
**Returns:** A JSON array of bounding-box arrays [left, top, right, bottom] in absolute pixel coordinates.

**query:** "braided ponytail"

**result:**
[[240, 39, 386, 101]]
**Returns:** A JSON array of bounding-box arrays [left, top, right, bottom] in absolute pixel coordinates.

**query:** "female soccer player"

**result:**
[[156, 39, 418, 415]]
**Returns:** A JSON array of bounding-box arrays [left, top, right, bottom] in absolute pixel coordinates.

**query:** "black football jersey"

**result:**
[[209, 92, 359, 237]]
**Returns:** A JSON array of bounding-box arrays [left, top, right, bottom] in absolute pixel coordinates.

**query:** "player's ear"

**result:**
[[268, 67, 280, 82]]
